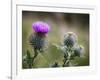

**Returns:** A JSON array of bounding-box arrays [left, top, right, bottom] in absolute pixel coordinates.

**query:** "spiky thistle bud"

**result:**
[[74, 45, 84, 57], [63, 32, 77, 47], [29, 33, 47, 51]]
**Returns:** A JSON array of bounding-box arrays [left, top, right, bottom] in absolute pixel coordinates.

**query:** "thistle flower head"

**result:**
[[63, 32, 77, 47], [32, 21, 50, 34], [74, 45, 84, 57]]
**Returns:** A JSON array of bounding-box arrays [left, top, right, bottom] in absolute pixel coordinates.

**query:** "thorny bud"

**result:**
[[74, 45, 84, 57], [63, 32, 77, 47]]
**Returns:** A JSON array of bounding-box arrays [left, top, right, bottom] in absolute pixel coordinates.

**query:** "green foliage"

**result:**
[[22, 50, 33, 68], [22, 31, 85, 68]]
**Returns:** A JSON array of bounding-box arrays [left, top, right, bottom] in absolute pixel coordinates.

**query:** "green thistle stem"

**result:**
[[62, 54, 71, 67], [63, 58, 70, 67], [32, 48, 39, 63], [63, 58, 67, 67]]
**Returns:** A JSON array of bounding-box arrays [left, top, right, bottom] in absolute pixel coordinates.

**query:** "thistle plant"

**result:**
[[30, 21, 50, 51], [23, 21, 50, 68], [50, 32, 84, 67], [61, 32, 84, 67]]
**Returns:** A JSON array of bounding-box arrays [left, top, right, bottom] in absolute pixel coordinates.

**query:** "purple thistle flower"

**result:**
[[32, 21, 50, 33]]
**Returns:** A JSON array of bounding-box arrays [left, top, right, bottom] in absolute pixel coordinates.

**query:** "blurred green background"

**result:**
[[22, 11, 89, 68]]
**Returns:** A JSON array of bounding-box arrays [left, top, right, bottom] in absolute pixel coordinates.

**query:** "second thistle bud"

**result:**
[[63, 32, 77, 47], [74, 45, 84, 57]]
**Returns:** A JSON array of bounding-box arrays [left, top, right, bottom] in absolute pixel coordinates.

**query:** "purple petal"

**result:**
[[32, 21, 50, 33]]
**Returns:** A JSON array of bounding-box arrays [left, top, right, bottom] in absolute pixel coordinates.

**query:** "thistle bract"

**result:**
[[63, 32, 77, 47], [29, 33, 47, 51], [32, 21, 50, 33], [74, 45, 84, 57]]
